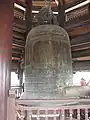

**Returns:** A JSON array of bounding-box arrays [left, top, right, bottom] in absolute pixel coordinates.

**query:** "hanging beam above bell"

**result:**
[[32, 1, 57, 7]]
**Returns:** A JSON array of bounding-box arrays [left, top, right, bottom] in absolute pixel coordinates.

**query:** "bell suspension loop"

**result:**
[[44, 0, 52, 9]]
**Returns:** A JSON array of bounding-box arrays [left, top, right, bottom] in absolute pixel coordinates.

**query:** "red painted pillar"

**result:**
[[0, 0, 13, 120]]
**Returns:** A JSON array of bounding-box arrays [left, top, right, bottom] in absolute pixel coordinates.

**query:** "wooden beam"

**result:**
[[15, 0, 57, 7], [12, 44, 24, 49], [15, 0, 26, 8], [73, 60, 90, 71], [71, 33, 90, 45], [12, 43, 24, 48], [32, 1, 57, 7], [72, 48, 90, 58], [13, 22, 26, 30], [12, 48, 23, 55], [12, 53, 21, 58], [12, 57, 20, 60], [64, 0, 86, 9], [66, 4, 89, 22], [13, 31, 25, 40], [64, 0, 86, 5], [13, 38, 25, 45], [15, 0, 86, 9], [13, 26, 25, 33], [69, 25, 90, 36], [73, 56, 90, 61], [14, 7, 25, 19], [72, 42, 90, 51], [65, 19, 90, 29], [12, 51, 23, 56]]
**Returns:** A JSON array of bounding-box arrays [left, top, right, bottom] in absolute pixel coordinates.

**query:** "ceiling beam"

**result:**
[[72, 48, 90, 58], [71, 33, 90, 45], [12, 57, 20, 60], [72, 42, 90, 51], [73, 60, 90, 71], [65, 19, 90, 29], [32, 1, 57, 7], [12, 45, 24, 50], [12, 43, 24, 48], [72, 56, 90, 61], [69, 25, 90, 36]]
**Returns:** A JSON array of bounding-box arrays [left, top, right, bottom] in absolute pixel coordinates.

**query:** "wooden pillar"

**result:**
[[0, 0, 13, 120], [58, 0, 65, 28], [89, 3, 90, 18], [25, 0, 32, 34], [7, 90, 16, 120], [18, 60, 24, 94], [19, 68, 23, 87]]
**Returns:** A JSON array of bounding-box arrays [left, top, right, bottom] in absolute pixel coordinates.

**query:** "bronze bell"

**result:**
[[20, 6, 73, 103], [21, 25, 73, 100]]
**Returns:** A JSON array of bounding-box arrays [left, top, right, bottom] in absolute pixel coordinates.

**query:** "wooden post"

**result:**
[[58, 0, 65, 28], [89, 3, 90, 18], [18, 60, 24, 94], [7, 90, 16, 120], [60, 109, 65, 120], [0, 0, 13, 120], [25, 0, 32, 34]]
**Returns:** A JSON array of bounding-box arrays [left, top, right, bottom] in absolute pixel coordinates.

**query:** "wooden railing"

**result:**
[[10, 86, 23, 98], [7, 90, 90, 120], [16, 104, 90, 120]]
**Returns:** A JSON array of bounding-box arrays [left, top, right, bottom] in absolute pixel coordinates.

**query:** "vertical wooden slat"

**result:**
[[58, 109, 61, 120], [29, 110, 32, 120], [27, 110, 31, 120], [37, 109, 40, 120], [61, 109, 65, 120], [21, 110, 25, 120], [53, 110, 57, 120], [77, 109, 80, 120], [45, 110, 48, 120], [85, 109, 88, 120], [70, 109, 73, 120], [16, 104, 90, 120]]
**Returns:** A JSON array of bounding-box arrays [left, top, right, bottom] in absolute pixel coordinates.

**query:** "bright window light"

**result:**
[[73, 72, 90, 85], [11, 72, 19, 86]]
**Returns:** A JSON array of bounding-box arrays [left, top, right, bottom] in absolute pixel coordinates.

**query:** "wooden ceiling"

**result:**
[[12, 0, 90, 72]]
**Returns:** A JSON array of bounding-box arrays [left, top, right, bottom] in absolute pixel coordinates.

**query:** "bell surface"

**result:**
[[21, 24, 73, 100]]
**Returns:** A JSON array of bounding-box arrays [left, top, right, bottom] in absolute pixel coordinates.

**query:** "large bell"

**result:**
[[20, 5, 73, 101], [21, 24, 73, 99]]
